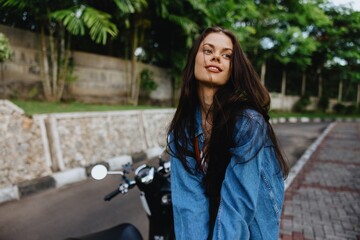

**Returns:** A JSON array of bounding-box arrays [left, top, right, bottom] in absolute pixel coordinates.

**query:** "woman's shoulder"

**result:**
[[231, 108, 268, 139], [237, 108, 266, 126]]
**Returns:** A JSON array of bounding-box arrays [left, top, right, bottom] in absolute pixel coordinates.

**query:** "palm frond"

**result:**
[[186, 0, 210, 17], [113, 0, 147, 14], [0, 0, 30, 9], [51, 8, 85, 36], [51, 5, 118, 45], [82, 6, 118, 45], [167, 14, 198, 35], [168, 14, 199, 47]]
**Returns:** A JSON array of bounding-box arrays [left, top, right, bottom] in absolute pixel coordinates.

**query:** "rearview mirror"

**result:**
[[91, 165, 124, 180]]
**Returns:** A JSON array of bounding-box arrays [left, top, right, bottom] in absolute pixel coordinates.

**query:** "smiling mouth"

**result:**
[[206, 66, 222, 72]]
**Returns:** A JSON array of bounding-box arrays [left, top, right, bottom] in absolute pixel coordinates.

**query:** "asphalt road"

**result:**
[[0, 122, 329, 240]]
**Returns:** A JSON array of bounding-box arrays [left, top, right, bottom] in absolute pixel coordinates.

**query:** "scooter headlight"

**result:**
[[135, 164, 155, 184]]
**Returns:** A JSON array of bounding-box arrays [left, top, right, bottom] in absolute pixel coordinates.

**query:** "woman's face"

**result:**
[[194, 32, 233, 87]]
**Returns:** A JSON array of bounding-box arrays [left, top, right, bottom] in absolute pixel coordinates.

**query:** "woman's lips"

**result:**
[[205, 65, 222, 73]]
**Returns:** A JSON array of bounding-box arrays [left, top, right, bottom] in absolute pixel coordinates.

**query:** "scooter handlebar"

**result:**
[[104, 189, 120, 201]]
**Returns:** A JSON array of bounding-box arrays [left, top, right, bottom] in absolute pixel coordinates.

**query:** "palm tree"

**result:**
[[113, 0, 149, 106], [0, 0, 118, 102]]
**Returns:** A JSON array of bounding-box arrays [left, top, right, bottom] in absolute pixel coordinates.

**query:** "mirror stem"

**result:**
[[107, 171, 124, 175]]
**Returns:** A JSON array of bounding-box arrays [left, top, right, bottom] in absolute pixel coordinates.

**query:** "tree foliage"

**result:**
[[0, 0, 359, 106], [51, 5, 118, 45], [0, 33, 12, 62]]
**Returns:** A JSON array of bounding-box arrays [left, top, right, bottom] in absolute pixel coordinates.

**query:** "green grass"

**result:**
[[11, 99, 163, 116], [9, 99, 360, 119]]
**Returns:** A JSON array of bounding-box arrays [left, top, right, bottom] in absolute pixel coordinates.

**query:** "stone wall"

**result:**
[[47, 109, 174, 171], [0, 100, 52, 190], [0, 100, 175, 194]]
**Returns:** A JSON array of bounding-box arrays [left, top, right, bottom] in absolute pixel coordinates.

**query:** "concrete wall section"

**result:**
[[0, 24, 173, 104], [2, 46, 40, 83], [0, 24, 37, 49], [269, 94, 348, 112], [70, 67, 129, 96]]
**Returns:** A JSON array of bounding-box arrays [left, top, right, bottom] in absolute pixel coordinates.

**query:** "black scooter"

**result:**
[[66, 153, 174, 240]]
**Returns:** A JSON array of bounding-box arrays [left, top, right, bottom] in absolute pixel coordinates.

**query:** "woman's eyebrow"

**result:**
[[203, 43, 233, 51], [223, 47, 233, 52]]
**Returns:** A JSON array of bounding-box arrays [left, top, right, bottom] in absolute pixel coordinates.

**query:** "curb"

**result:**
[[0, 117, 359, 204], [269, 116, 360, 124], [284, 121, 337, 190]]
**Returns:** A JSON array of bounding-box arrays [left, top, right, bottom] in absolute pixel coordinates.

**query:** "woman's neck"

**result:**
[[198, 83, 219, 142], [198, 83, 217, 115]]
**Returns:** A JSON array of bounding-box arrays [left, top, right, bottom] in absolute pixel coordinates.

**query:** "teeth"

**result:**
[[208, 67, 219, 71]]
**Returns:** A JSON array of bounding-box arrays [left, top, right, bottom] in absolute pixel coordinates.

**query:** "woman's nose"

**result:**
[[210, 55, 220, 63]]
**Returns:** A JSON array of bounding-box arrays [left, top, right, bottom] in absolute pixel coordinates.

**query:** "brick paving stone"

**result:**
[[293, 231, 305, 240], [279, 122, 360, 240], [281, 234, 292, 240]]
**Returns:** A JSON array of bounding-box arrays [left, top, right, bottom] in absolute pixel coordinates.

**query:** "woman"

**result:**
[[167, 26, 289, 240]]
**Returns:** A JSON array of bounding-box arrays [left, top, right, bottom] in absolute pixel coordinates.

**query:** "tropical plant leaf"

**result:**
[[0, 0, 29, 9], [51, 7, 85, 36], [52, 5, 118, 45], [113, 0, 147, 14], [167, 14, 198, 47]]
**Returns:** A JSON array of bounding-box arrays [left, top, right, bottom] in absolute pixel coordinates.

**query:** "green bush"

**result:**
[[292, 95, 311, 112], [317, 96, 329, 112], [345, 104, 357, 114], [140, 69, 157, 92], [0, 32, 12, 62], [333, 103, 346, 114], [333, 103, 358, 115]]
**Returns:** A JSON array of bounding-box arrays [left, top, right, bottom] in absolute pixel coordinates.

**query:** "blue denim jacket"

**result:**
[[169, 107, 284, 240]]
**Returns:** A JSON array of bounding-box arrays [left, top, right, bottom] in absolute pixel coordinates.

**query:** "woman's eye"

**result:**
[[222, 54, 232, 59], [203, 49, 212, 54]]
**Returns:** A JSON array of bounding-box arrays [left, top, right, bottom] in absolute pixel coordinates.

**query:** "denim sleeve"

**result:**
[[170, 141, 210, 239], [212, 113, 267, 240]]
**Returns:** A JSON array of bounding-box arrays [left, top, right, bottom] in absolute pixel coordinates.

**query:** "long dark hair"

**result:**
[[167, 26, 289, 228]]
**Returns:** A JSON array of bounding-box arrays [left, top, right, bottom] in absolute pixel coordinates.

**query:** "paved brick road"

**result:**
[[280, 121, 360, 240]]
